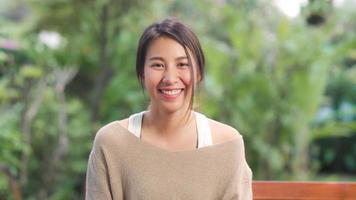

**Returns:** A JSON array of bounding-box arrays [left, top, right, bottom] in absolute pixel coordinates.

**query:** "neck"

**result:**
[[144, 108, 194, 138]]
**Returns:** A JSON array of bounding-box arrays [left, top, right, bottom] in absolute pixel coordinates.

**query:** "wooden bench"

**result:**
[[253, 181, 356, 200]]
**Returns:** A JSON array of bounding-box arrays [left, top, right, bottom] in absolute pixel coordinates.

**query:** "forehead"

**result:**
[[145, 36, 189, 59]]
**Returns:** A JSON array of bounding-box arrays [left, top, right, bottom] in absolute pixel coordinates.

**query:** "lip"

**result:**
[[158, 88, 184, 101]]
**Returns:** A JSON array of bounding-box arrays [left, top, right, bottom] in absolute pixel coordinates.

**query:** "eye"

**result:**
[[177, 63, 190, 68], [151, 63, 164, 69]]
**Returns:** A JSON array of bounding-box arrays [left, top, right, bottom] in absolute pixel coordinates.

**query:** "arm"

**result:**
[[238, 135, 253, 200], [239, 161, 253, 200], [86, 123, 126, 200], [85, 148, 113, 200]]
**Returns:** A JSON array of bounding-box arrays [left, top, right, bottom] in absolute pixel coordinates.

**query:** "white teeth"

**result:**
[[161, 89, 181, 95]]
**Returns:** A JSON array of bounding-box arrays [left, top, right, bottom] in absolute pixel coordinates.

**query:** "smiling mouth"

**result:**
[[159, 89, 184, 95]]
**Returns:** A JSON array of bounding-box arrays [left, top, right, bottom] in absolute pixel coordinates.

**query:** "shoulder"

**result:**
[[96, 117, 129, 140], [207, 118, 242, 145], [92, 119, 129, 150], [117, 118, 129, 129], [204, 116, 249, 164]]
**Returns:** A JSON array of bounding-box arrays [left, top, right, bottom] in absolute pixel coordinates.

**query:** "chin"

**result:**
[[159, 102, 189, 114]]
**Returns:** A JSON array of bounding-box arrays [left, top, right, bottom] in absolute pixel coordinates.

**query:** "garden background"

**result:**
[[0, 0, 355, 199]]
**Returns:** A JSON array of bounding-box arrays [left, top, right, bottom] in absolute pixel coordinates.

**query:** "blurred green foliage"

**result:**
[[0, 0, 355, 199]]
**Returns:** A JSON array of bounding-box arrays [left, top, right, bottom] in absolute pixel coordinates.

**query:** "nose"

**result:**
[[162, 65, 178, 84]]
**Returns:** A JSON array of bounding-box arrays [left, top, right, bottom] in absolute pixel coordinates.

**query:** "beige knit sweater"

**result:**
[[85, 121, 252, 200]]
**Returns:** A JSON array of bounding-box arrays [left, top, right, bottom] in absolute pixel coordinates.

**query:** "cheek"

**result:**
[[179, 68, 193, 85], [143, 70, 159, 91], [143, 77, 153, 91], [181, 68, 200, 86]]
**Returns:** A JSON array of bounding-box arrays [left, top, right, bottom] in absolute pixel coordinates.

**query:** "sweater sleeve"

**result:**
[[86, 124, 126, 200], [238, 136, 253, 200], [239, 161, 253, 200], [85, 148, 113, 200]]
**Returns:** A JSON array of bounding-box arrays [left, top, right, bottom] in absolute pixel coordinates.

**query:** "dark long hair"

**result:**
[[136, 17, 205, 112]]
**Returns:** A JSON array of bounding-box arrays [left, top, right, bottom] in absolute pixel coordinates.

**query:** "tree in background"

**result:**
[[198, 0, 355, 179]]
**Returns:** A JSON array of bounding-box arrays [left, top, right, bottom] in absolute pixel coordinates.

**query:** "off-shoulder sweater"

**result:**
[[85, 121, 252, 200]]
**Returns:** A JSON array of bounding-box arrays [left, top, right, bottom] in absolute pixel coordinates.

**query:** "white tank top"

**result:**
[[127, 111, 213, 148]]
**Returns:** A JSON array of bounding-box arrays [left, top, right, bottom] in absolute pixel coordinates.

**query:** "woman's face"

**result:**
[[143, 36, 200, 114]]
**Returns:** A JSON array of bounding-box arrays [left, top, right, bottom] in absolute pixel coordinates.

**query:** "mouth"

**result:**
[[158, 88, 184, 100]]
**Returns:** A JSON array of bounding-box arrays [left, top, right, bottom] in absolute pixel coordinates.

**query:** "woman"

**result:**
[[86, 17, 252, 200]]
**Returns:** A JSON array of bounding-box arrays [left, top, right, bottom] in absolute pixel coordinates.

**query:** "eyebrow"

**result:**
[[148, 56, 188, 61]]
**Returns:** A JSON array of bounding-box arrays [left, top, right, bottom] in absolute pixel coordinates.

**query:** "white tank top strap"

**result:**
[[128, 111, 144, 138], [194, 112, 213, 148]]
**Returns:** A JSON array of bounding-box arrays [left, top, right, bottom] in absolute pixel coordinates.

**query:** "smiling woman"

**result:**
[[85, 17, 253, 200]]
